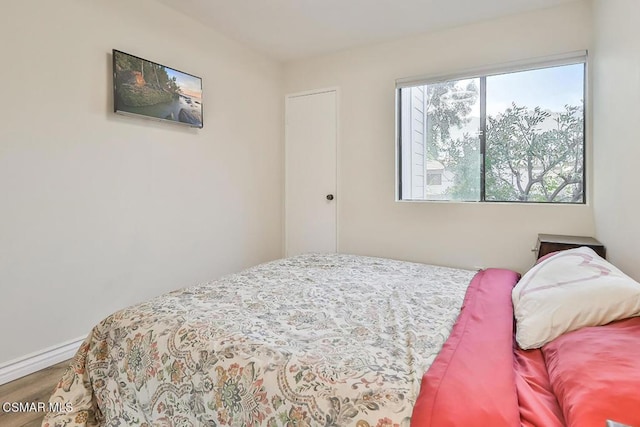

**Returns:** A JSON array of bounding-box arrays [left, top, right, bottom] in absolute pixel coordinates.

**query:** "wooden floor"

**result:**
[[0, 360, 70, 427]]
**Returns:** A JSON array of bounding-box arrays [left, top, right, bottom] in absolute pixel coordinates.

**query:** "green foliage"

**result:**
[[425, 80, 478, 162], [485, 104, 584, 202], [114, 52, 142, 73], [116, 84, 174, 107], [447, 134, 481, 201], [421, 80, 481, 200], [421, 78, 583, 203], [114, 52, 182, 107]]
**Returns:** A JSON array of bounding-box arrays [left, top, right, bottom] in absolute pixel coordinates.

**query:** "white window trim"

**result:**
[[395, 51, 588, 204], [396, 50, 587, 89]]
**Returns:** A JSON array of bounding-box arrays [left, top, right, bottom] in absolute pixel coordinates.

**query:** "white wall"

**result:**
[[592, 0, 640, 280], [284, 1, 595, 274], [0, 0, 283, 364]]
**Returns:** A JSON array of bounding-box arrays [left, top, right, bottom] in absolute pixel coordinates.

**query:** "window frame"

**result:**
[[395, 51, 588, 204]]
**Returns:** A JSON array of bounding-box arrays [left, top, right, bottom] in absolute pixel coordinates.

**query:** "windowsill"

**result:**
[[395, 199, 590, 207]]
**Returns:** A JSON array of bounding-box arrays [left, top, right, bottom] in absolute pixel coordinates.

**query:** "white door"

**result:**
[[285, 89, 337, 257]]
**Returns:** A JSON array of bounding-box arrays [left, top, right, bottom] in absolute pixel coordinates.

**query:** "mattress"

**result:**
[[44, 254, 476, 427]]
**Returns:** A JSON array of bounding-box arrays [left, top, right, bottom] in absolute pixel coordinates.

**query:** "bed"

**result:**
[[43, 249, 640, 427], [43, 253, 483, 427], [412, 246, 640, 427]]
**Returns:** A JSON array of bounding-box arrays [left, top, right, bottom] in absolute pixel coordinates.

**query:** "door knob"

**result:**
[[326, 194, 334, 201]]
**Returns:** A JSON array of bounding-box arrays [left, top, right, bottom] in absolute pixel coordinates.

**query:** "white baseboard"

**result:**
[[0, 336, 86, 385]]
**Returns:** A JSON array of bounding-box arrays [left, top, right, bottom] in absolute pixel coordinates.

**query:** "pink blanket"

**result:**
[[411, 268, 521, 426], [411, 266, 640, 427]]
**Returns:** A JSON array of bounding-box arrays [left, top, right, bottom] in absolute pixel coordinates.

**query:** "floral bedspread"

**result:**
[[43, 254, 475, 427]]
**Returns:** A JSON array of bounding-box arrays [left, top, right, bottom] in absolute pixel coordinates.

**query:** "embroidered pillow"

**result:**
[[512, 247, 640, 349]]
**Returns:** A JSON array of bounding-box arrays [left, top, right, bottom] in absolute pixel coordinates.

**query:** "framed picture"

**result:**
[[113, 49, 203, 128]]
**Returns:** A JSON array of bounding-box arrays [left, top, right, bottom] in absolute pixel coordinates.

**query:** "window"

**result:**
[[426, 170, 442, 186], [397, 53, 586, 203]]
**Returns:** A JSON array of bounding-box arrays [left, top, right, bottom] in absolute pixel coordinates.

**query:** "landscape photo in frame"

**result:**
[[113, 50, 203, 128]]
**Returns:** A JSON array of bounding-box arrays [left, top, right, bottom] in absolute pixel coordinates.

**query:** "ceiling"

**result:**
[[154, 0, 581, 61]]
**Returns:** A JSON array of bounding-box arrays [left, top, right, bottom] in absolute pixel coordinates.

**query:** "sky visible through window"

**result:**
[[486, 63, 584, 116], [448, 63, 584, 139]]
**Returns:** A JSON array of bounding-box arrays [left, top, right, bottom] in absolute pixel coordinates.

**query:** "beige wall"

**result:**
[[0, 0, 283, 364], [5, 0, 628, 367], [592, 0, 640, 280], [284, 1, 595, 274]]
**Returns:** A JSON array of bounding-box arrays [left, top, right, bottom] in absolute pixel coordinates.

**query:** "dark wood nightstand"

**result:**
[[536, 234, 606, 260]]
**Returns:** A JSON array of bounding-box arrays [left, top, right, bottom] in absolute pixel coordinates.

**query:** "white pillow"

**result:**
[[513, 246, 640, 349]]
